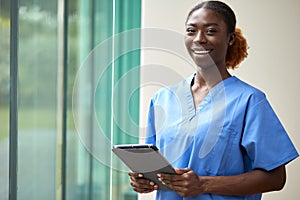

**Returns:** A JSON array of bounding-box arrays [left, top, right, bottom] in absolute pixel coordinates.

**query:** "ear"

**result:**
[[228, 32, 236, 46]]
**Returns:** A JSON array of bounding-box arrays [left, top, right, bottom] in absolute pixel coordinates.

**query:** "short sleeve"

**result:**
[[241, 97, 298, 171]]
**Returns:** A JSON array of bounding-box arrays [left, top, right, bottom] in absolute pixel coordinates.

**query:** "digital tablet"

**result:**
[[112, 144, 176, 190]]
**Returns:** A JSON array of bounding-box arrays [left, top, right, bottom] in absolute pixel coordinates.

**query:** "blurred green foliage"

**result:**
[[0, 3, 78, 107], [0, 0, 10, 141], [0, 2, 79, 141], [0, 16, 9, 104]]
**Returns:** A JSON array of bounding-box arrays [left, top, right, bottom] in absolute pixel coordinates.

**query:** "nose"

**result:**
[[194, 31, 207, 44]]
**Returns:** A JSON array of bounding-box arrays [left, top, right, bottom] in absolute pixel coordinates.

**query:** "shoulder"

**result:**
[[152, 74, 193, 103], [227, 76, 266, 104]]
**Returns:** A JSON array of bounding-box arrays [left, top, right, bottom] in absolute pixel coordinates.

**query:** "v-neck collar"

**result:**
[[184, 73, 237, 119]]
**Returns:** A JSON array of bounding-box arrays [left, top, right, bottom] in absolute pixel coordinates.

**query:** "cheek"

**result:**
[[220, 43, 230, 56], [184, 37, 192, 47], [214, 40, 229, 54], [184, 38, 193, 54]]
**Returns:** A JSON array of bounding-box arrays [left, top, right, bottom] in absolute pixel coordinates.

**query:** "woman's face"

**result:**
[[185, 8, 232, 69]]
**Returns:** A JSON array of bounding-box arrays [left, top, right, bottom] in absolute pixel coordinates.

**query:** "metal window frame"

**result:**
[[9, 0, 19, 199], [57, 0, 68, 199]]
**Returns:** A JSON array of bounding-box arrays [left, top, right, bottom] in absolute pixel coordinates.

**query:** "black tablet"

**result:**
[[112, 144, 176, 190]]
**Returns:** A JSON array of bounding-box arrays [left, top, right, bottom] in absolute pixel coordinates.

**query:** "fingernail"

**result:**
[[138, 174, 143, 177], [157, 173, 161, 177], [150, 182, 154, 186]]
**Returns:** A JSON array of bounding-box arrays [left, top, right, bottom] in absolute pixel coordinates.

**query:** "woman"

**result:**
[[129, 1, 298, 199]]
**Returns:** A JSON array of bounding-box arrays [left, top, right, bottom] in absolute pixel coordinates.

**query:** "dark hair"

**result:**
[[186, 1, 248, 69], [186, 1, 236, 33]]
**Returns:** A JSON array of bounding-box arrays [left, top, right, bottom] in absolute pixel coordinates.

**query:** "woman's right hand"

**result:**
[[128, 172, 158, 193]]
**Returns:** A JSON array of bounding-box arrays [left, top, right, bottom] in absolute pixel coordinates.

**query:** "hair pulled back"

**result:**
[[186, 1, 248, 69], [226, 28, 248, 69]]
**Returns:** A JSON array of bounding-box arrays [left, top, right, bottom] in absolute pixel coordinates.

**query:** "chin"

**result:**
[[194, 60, 217, 70]]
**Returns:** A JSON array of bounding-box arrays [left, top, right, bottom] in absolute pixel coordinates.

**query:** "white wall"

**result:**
[[140, 0, 300, 199]]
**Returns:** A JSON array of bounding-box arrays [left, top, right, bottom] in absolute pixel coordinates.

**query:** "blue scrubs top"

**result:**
[[145, 75, 298, 200]]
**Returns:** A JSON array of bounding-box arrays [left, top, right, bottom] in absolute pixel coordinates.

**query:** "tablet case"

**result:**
[[112, 144, 176, 190]]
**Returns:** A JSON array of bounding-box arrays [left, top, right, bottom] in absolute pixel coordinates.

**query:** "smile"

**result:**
[[192, 49, 212, 55]]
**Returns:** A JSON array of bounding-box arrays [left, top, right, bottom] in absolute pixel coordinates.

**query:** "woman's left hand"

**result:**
[[157, 168, 204, 197]]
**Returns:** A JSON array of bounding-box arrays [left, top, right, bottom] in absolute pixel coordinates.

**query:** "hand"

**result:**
[[128, 172, 158, 194], [157, 168, 204, 197]]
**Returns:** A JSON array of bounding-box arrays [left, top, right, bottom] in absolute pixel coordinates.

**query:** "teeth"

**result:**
[[194, 50, 210, 54]]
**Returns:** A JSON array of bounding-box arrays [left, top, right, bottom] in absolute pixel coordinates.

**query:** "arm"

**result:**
[[157, 165, 286, 197]]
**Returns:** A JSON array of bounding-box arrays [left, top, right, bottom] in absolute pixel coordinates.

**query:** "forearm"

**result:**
[[200, 166, 286, 196]]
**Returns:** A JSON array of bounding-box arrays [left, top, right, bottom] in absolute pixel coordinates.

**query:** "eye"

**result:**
[[186, 27, 196, 34], [206, 28, 217, 35]]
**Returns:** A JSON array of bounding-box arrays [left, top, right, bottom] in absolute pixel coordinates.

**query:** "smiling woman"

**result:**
[[132, 1, 299, 200]]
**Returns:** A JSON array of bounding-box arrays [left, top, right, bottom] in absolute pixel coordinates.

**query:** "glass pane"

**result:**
[[18, 0, 58, 199], [66, 0, 141, 200], [0, 0, 10, 199], [66, 0, 114, 199], [111, 1, 141, 199]]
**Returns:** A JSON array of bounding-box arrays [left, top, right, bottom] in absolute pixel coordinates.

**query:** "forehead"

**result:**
[[187, 8, 226, 27]]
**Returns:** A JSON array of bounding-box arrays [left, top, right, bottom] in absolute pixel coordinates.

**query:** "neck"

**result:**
[[193, 64, 231, 90]]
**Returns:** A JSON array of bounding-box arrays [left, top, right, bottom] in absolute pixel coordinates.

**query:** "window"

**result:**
[[4, 0, 141, 199]]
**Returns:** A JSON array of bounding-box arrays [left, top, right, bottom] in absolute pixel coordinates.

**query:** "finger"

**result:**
[[132, 186, 154, 194], [130, 179, 158, 193], [129, 175, 145, 182], [158, 177, 179, 186], [158, 173, 194, 188], [128, 172, 144, 178], [157, 175, 176, 187], [174, 168, 189, 175], [159, 168, 192, 180], [131, 182, 154, 194], [157, 173, 182, 183], [175, 168, 191, 174], [130, 175, 158, 187]]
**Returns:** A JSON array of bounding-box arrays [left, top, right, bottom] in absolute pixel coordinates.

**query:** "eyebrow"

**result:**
[[186, 22, 219, 27]]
